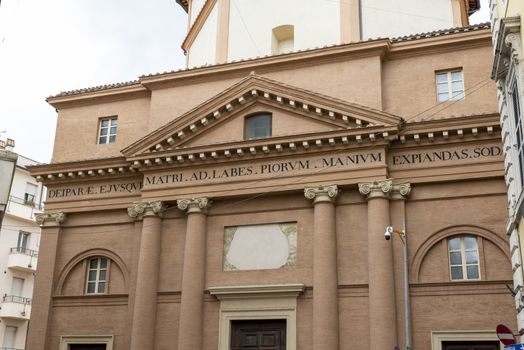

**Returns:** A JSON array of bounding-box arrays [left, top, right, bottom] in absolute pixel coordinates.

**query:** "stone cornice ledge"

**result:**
[[47, 84, 150, 109], [208, 284, 305, 300]]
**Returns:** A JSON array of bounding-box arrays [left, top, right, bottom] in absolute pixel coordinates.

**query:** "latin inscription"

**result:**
[[391, 146, 502, 165], [48, 181, 143, 199], [145, 151, 383, 187], [45, 144, 502, 200]]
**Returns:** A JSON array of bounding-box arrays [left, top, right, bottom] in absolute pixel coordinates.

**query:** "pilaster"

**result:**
[[304, 185, 339, 350], [177, 197, 212, 350], [359, 180, 398, 349], [128, 201, 166, 350], [26, 212, 67, 350], [340, 0, 361, 42]]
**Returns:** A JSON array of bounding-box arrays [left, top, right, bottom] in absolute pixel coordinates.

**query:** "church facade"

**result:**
[[26, 2, 517, 350]]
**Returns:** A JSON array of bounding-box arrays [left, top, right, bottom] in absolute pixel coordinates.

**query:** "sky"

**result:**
[[0, 0, 490, 163]]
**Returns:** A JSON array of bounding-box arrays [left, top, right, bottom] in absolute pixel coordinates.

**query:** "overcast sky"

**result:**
[[0, 0, 489, 163]]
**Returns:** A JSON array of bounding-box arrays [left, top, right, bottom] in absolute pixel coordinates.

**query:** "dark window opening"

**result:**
[[442, 340, 500, 350], [245, 114, 272, 140], [69, 344, 107, 350]]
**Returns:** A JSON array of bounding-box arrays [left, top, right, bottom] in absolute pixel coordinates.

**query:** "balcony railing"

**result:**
[[8, 195, 43, 211], [7, 248, 38, 272], [2, 295, 32, 305], [0, 295, 31, 320], [10, 247, 38, 257]]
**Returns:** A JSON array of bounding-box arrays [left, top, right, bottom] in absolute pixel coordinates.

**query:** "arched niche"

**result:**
[[56, 248, 130, 296], [411, 225, 510, 283], [272, 25, 294, 54]]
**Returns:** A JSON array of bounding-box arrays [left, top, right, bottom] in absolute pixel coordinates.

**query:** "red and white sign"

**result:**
[[497, 324, 517, 346]]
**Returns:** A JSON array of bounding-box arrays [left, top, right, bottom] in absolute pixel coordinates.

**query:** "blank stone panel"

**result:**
[[223, 223, 297, 271]]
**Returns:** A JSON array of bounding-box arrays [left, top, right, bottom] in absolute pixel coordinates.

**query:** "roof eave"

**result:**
[[175, 0, 188, 12]]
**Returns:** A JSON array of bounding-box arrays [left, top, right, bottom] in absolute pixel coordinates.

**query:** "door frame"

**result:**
[[431, 331, 503, 350], [59, 335, 114, 350], [209, 284, 304, 350]]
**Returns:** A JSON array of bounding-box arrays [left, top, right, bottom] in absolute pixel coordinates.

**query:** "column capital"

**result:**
[[177, 197, 212, 214], [304, 185, 339, 204], [359, 180, 411, 200], [390, 183, 411, 200], [358, 180, 392, 199], [128, 201, 166, 219], [35, 212, 67, 227]]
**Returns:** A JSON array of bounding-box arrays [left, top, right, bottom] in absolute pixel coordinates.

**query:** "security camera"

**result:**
[[385, 226, 393, 240]]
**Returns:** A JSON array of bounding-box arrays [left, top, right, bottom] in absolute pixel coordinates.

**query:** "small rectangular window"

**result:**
[[17, 231, 30, 251], [10, 277, 24, 296], [245, 114, 272, 140], [436, 70, 465, 102], [3, 326, 17, 348], [24, 182, 38, 205], [98, 117, 118, 144]]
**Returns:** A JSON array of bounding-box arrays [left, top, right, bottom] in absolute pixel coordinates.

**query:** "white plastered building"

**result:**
[[490, 0, 524, 335], [0, 140, 45, 350], [178, 0, 481, 68]]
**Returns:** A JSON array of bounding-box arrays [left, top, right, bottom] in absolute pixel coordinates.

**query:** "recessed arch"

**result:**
[[411, 224, 509, 282], [55, 248, 130, 295], [272, 25, 294, 54]]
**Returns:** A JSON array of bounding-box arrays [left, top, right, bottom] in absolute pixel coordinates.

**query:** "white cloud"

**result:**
[[0, 0, 187, 162]]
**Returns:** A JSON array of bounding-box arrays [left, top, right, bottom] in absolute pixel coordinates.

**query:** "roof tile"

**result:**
[[49, 23, 491, 99]]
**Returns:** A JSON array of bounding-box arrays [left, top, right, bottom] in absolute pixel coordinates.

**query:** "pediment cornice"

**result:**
[[121, 74, 403, 158], [398, 113, 499, 144], [28, 112, 501, 185]]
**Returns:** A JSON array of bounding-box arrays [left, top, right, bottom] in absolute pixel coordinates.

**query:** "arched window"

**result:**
[[272, 25, 294, 55], [448, 235, 480, 281], [245, 113, 272, 140], [86, 257, 110, 294]]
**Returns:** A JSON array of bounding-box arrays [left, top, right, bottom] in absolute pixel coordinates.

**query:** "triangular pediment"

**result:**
[[122, 74, 403, 158]]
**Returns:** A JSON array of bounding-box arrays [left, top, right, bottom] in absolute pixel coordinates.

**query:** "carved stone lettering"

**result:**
[[390, 145, 502, 166]]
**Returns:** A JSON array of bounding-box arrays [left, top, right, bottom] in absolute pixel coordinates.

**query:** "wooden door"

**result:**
[[442, 341, 500, 350], [231, 319, 286, 350], [68, 344, 107, 350]]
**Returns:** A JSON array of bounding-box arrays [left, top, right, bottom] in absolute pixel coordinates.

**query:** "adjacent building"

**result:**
[[490, 0, 524, 335], [0, 139, 44, 350], [25, 1, 517, 350]]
